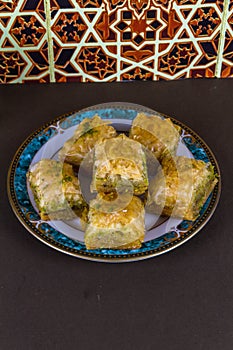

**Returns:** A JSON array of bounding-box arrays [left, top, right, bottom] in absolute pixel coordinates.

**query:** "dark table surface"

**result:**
[[0, 79, 233, 350]]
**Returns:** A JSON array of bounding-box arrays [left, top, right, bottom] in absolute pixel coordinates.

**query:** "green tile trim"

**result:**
[[215, 0, 230, 77], [44, 0, 55, 83]]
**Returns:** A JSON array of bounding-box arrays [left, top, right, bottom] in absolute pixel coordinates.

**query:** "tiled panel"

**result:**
[[0, 0, 231, 83], [221, 1, 233, 78], [0, 0, 49, 83], [155, 0, 223, 79], [47, 0, 225, 82], [49, 0, 117, 82]]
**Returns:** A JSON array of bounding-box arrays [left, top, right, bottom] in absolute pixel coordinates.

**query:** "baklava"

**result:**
[[91, 134, 148, 195], [147, 156, 218, 221], [85, 195, 145, 249], [27, 159, 86, 220], [130, 113, 181, 161], [59, 115, 117, 167]]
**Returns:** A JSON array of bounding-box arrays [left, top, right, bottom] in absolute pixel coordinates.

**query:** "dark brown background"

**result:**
[[0, 79, 232, 350]]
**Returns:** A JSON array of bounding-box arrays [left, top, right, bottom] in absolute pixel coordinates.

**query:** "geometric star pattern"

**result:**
[[221, 0, 233, 77], [0, 0, 232, 83]]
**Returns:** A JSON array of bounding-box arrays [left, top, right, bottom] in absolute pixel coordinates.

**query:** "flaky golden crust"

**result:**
[[59, 115, 117, 167], [91, 134, 148, 195], [147, 156, 218, 221], [84, 196, 145, 249], [27, 159, 86, 221], [130, 113, 181, 161]]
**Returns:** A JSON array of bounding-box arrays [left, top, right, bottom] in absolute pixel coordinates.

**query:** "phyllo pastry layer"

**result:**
[[59, 115, 117, 167], [91, 134, 148, 195], [147, 156, 218, 221], [27, 159, 86, 220], [85, 195, 145, 250], [129, 113, 181, 161]]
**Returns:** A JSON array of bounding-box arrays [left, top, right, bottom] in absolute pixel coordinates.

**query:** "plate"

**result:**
[[8, 102, 221, 262]]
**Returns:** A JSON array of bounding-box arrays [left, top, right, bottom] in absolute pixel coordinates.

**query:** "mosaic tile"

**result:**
[[0, 0, 231, 83], [156, 1, 223, 79], [49, 1, 104, 81], [221, 3, 233, 78], [0, 0, 49, 83]]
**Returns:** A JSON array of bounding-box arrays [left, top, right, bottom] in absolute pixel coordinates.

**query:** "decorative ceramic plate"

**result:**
[[8, 103, 221, 263]]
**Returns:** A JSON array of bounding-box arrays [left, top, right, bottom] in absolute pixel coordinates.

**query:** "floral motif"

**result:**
[[0, 51, 26, 83], [52, 12, 88, 43], [189, 7, 221, 37], [76, 46, 117, 79], [10, 15, 46, 46], [158, 42, 197, 75], [115, 9, 163, 45]]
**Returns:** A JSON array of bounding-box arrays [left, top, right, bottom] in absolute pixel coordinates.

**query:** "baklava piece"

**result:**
[[130, 113, 181, 161], [91, 134, 148, 195], [85, 195, 145, 249], [147, 156, 218, 221], [59, 115, 117, 167], [27, 159, 86, 220]]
